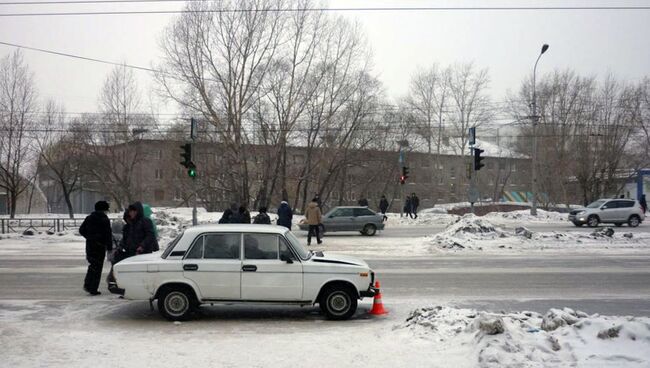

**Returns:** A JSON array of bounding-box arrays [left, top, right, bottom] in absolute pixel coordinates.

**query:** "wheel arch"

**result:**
[[154, 281, 200, 302], [315, 279, 360, 304]]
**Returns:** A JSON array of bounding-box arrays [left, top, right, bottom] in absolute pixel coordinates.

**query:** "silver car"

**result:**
[[298, 206, 385, 236], [568, 198, 645, 227]]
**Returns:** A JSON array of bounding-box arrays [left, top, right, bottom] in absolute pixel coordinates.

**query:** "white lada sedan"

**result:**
[[112, 224, 377, 321]]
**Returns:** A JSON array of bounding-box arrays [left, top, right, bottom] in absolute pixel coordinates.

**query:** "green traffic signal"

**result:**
[[188, 165, 196, 178]]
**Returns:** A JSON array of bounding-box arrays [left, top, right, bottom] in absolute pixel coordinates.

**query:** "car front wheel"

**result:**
[[158, 287, 196, 321], [320, 286, 358, 320], [628, 215, 641, 228], [587, 215, 599, 228]]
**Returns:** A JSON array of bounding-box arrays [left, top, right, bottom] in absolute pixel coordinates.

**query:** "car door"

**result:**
[[240, 233, 303, 301], [326, 208, 355, 231], [599, 201, 619, 222], [182, 233, 242, 300], [353, 207, 376, 231]]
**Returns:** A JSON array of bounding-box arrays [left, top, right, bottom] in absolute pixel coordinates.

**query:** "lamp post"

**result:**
[[530, 43, 549, 216]]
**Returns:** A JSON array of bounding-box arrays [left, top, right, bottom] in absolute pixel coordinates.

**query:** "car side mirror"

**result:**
[[280, 254, 293, 264]]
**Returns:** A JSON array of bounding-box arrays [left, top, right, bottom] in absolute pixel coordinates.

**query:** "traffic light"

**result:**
[[187, 162, 197, 178], [180, 143, 192, 168], [400, 166, 410, 184], [473, 148, 485, 171]]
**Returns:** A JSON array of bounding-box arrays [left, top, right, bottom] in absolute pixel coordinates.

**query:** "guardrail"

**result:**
[[0, 217, 122, 235]]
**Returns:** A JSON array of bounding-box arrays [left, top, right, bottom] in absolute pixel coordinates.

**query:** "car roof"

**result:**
[[182, 224, 289, 236], [599, 198, 635, 202]]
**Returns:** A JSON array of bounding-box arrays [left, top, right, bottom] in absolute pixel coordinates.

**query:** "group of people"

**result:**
[[403, 193, 420, 219], [217, 201, 294, 228], [79, 201, 159, 296]]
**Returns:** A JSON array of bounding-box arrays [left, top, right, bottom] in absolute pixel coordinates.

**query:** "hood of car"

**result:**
[[116, 252, 162, 265], [310, 252, 369, 268], [570, 209, 587, 215]]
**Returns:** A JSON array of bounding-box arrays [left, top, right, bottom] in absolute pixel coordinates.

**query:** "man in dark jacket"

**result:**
[[277, 201, 293, 229], [238, 206, 251, 224], [410, 193, 420, 219], [116, 202, 158, 263], [253, 207, 272, 224], [403, 196, 412, 218], [79, 200, 112, 296], [640, 194, 647, 214], [358, 196, 369, 207], [379, 195, 389, 221], [219, 208, 234, 224]]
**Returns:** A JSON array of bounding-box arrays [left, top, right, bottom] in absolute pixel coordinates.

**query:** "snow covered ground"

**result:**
[[1, 297, 648, 367]]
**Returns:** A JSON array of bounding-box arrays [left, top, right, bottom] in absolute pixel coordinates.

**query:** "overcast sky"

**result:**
[[1, 0, 649, 121]]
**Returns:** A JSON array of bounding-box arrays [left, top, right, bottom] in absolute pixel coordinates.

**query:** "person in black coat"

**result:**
[[116, 202, 158, 263], [640, 194, 647, 214], [358, 197, 369, 207], [379, 195, 389, 221], [253, 207, 271, 224], [219, 209, 234, 224], [79, 200, 112, 295], [277, 201, 293, 229], [403, 196, 412, 218], [235, 205, 251, 224], [409, 193, 420, 219]]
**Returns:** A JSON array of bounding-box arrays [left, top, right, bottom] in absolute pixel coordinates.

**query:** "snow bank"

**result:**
[[484, 209, 567, 223], [401, 305, 650, 367], [385, 212, 459, 227], [427, 215, 650, 252]]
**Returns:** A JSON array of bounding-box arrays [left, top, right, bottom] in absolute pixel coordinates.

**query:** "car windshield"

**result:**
[[284, 231, 311, 260], [586, 200, 607, 209], [161, 232, 184, 259]]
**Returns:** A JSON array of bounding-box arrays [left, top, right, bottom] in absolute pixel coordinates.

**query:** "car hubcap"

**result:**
[[589, 218, 597, 226], [329, 292, 349, 315], [165, 292, 189, 316], [631, 218, 639, 226]]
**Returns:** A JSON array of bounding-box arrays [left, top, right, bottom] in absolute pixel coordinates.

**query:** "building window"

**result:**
[[155, 150, 163, 160], [498, 160, 506, 170], [174, 188, 182, 201], [450, 167, 456, 179], [293, 155, 305, 164], [155, 169, 163, 180]]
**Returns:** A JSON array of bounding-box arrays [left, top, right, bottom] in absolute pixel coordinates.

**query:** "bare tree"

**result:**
[[81, 66, 151, 209], [0, 50, 37, 218], [35, 101, 84, 218]]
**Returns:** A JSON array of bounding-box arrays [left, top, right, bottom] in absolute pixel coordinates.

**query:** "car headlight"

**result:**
[[576, 211, 586, 215]]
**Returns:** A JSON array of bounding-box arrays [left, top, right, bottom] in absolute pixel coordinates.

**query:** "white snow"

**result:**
[[401, 305, 650, 367]]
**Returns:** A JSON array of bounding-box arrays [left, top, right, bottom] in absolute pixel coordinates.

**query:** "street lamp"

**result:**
[[530, 43, 549, 216]]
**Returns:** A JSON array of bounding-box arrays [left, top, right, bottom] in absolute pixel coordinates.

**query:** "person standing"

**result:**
[[379, 195, 389, 221], [305, 198, 322, 246], [358, 196, 369, 207], [277, 201, 293, 229], [403, 196, 412, 218], [219, 208, 234, 224], [79, 200, 112, 296], [253, 207, 271, 224], [118, 202, 158, 260], [238, 205, 251, 224], [640, 194, 647, 214], [410, 193, 420, 219], [314, 193, 322, 208]]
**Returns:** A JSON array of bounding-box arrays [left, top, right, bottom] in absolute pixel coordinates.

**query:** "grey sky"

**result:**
[[0, 0, 648, 119]]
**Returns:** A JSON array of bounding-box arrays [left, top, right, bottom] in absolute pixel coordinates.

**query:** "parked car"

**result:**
[[298, 206, 385, 236], [112, 224, 377, 321], [568, 199, 645, 227]]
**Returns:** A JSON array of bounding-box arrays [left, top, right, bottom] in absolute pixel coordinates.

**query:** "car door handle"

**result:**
[[183, 264, 199, 271], [242, 265, 257, 272]]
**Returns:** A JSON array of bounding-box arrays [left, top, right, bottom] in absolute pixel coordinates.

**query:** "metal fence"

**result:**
[[0, 216, 122, 235]]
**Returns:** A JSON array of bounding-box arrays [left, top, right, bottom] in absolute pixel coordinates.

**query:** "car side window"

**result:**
[[332, 208, 354, 217], [185, 236, 204, 259], [279, 237, 293, 260], [354, 208, 374, 217], [204, 233, 241, 259], [244, 233, 279, 260], [619, 201, 634, 208]]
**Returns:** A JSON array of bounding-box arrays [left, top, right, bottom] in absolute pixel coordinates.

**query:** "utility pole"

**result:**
[[530, 44, 549, 216]]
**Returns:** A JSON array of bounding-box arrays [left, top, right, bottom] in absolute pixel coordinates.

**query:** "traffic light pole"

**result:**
[[191, 132, 198, 226]]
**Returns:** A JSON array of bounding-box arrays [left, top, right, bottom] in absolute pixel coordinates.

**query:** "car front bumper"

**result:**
[[568, 214, 587, 224]]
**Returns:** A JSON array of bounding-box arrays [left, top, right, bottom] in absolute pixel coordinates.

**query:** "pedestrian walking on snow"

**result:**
[[277, 201, 293, 229], [253, 207, 271, 224], [79, 200, 112, 296], [305, 199, 322, 246], [379, 195, 389, 221], [409, 193, 420, 219], [640, 194, 648, 214], [403, 196, 412, 218]]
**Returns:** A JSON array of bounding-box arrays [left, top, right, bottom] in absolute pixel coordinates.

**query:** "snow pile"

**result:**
[[385, 212, 459, 227], [484, 209, 567, 223], [429, 215, 505, 249], [401, 306, 650, 367]]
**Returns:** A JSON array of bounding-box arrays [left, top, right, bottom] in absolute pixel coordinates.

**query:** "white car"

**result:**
[[112, 224, 377, 321], [568, 198, 645, 227]]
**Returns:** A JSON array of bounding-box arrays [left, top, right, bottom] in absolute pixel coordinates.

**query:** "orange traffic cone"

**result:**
[[369, 281, 388, 315]]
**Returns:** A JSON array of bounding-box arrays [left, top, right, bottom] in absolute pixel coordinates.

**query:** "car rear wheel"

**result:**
[[628, 215, 641, 228], [587, 215, 599, 228], [320, 286, 358, 320], [362, 224, 377, 236], [158, 286, 196, 321]]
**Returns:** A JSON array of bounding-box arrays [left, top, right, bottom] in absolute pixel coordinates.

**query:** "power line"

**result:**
[[0, 0, 201, 5], [1, 5, 649, 17]]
